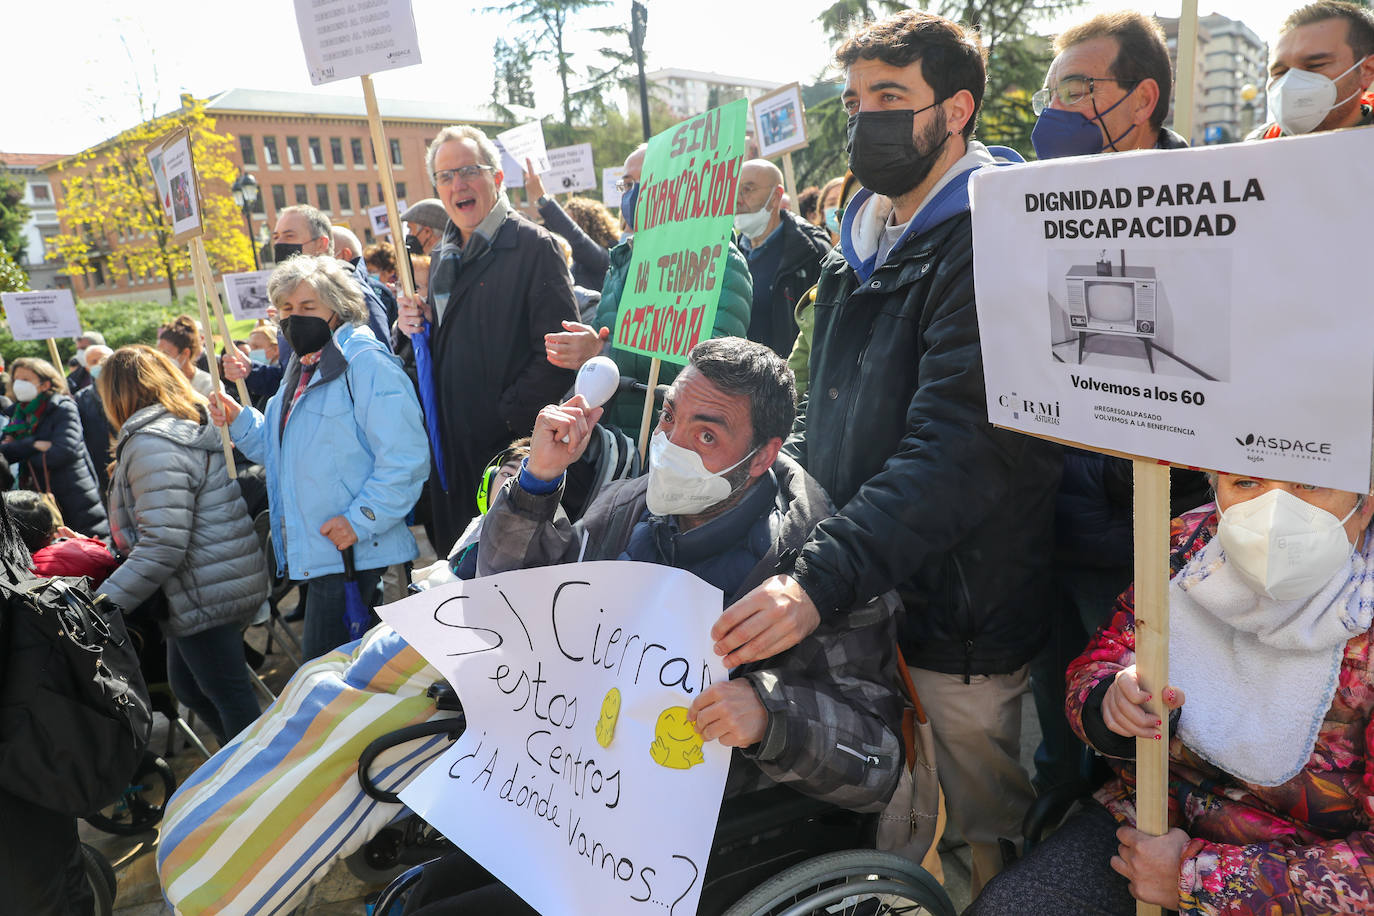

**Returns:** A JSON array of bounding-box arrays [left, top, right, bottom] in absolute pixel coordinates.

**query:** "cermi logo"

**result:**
[[999, 393, 1061, 426], [1235, 432, 1333, 463]]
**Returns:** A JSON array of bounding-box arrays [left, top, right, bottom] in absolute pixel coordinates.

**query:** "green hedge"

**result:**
[[0, 296, 250, 366]]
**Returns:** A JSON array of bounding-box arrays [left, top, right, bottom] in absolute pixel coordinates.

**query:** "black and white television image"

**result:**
[[1045, 247, 1229, 381]]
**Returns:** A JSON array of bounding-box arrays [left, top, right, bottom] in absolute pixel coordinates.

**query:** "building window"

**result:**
[[316, 183, 330, 211], [308, 137, 323, 166], [358, 183, 370, 208], [396, 182, 407, 200], [249, 193, 265, 215], [271, 184, 287, 210], [330, 137, 344, 165], [338, 183, 352, 212], [239, 135, 256, 166], [263, 137, 280, 165], [294, 184, 308, 205], [31, 184, 51, 202], [390, 139, 403, 166], [351, 138, 365, 166], [286, 137, 302, 166]]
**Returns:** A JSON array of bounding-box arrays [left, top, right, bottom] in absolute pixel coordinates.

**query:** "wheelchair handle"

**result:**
[[357, 716, 466, 804]]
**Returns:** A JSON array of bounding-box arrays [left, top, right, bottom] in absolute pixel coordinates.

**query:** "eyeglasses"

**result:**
[[614, 177, 637, 193], [433, 164, 495, 186], [1032, 76, 1140, 115]]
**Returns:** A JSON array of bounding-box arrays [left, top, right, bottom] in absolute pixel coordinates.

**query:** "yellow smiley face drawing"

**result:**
[[649, 706, 705, 770], [595, 687, 621, 748]]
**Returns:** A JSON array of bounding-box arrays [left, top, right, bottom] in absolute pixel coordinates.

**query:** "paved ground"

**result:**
[[98, 527, 1043, 915]]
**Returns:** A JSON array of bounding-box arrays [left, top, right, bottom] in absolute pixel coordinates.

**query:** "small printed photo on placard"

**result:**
[[157, 129, 204, 242], [222, 270, 274, 321], [1046, 248, 1231, 382], [751, 82, 808, 158]]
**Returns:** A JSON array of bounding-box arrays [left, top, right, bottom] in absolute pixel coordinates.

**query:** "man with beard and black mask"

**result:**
[[1252, 1, 1374, 138], [387, 337, 904, 913], [224, 205, 392, 400], [710, 10, 1063, 895]]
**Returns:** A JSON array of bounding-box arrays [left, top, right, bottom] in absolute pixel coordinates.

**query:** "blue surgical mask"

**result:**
[[1031, 87, 1138, 159], [248, 349, 268, 365], [620, 182, 640, 231], [823, 206, 840, 233], [89, 364, 103, 380]]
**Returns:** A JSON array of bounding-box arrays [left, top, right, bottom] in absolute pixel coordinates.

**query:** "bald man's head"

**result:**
[[735, 159, 785, 242], [331, 225, 364, 261]]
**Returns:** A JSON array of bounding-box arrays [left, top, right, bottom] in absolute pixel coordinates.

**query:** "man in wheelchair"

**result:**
[[401, 337, 906, 913]]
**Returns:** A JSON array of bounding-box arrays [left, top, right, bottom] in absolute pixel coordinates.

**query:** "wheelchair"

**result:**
[[353, 684, 956, 916]]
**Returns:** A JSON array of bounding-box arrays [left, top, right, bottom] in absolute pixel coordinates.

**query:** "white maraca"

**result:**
[[561, 356, 620, 442]]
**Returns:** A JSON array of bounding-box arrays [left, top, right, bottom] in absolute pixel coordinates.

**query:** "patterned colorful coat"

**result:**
[[1067, 506, 1374, 915]]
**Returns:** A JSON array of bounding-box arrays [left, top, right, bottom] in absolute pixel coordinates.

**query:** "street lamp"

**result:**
[[231, 173, 261, 270]]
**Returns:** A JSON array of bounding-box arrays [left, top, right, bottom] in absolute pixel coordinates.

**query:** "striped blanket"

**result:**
[[158, 625, 456, 914]]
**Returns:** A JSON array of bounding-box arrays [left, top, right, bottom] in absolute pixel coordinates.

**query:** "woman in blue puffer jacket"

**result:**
[[211, 255, 429, 660]]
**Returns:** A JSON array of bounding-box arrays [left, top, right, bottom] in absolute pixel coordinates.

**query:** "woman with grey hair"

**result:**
[[209, 255, 430, 660]]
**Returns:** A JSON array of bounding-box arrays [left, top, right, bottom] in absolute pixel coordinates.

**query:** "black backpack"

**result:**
[[0, 561, 153, 816]]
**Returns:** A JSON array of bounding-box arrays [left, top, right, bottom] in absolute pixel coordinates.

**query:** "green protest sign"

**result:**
[[613, 99, 748, 366]]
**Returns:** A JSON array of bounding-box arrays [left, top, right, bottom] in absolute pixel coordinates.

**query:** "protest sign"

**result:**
[[145, 138, 174, 224], [221, 270, 273, 321], [155, 129, 203, 243], [381, 561, 731, 916], [495, 121, 552, 190], [369, 200, 406, 238], [293, 0, 421, 85], [971, 128, 1374, 493], [544, 143, 597, 194], [613, 99, 748, 367], [751, 83, 808, 159], [2, 289, 81, 342], [603, 167, 626, 208]]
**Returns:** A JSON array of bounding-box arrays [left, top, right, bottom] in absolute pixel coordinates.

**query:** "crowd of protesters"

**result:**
[[5, 2, 1374, 913]]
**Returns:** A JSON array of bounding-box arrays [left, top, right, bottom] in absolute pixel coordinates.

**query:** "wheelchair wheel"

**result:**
[[80, 843, 116, 916], [722, 850, 956, 916], [368, 859, 439, 916], [84, 752, 177, 835]]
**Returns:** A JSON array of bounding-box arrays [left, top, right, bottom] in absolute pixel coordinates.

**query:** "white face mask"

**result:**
[[645, 430, 757, 517], [1267, 55, 1370, 135], [734, 194, 775, 240], [12, 379, 38, 403], [1216, 488, 1359, 601]]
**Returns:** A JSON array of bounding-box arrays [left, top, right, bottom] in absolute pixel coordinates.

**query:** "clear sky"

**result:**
[[4, 0, 1302, 155]]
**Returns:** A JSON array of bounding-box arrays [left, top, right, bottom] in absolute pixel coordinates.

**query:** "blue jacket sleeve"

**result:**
[[228, 404, 270, 465], [341, 351, 430, 539]]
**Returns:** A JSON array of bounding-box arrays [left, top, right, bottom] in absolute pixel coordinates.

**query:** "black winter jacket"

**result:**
[[75, 384, 113, 498], [743, 210, 831, 358], [786, 210, 1062, 678], [1, 394, 109, 538]]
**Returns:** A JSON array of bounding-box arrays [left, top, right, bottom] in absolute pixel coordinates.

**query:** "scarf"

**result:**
[[429, 193, 510, 325], [2, 393, 51, 439], [1168, 529, 1374, 786]]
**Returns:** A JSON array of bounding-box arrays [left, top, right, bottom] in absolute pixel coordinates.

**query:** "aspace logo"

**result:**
[[998, 392, 1061, 426], [1234, 432, 1333, 464]]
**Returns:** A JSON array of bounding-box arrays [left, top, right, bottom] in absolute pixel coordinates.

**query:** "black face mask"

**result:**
[[404, 233, 424, 256], [280, 315, 334, 356], [273, 242, 304, 263], [846, 105, 953, 199]]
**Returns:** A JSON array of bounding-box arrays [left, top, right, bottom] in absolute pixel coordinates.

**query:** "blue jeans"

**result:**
[[167, 622, 262, 745], [301, 567, 385, 661]]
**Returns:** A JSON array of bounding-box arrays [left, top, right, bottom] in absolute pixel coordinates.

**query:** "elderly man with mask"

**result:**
[[734, 159, 831, 358], [541, 144, 753, 434], [401, 198, 447, 256], [225, 205, 392, 400], [1253, 0, 1374, 137], [74, 344, 113, 495], [383, 337, 903, 912], [396, 125, 578, 552]]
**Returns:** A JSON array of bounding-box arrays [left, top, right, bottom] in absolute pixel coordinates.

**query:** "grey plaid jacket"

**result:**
[[478, 453, 903, 813]]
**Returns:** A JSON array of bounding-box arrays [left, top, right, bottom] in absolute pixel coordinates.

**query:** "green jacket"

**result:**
[[787, 285, 818, 400], [593, 238, 753, 431]]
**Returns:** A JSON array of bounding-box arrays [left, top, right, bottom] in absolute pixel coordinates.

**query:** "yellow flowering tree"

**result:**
[[50, 97, 251, 299]]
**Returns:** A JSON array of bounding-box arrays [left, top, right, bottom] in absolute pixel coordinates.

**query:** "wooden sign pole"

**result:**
[[781, 151, 799, 208], [637, 357, 662, 463], [190, 238, 252, 407], [360, 75, 415, 302], [46, 338, 62, 371], [188, 241, 239, 479], [1132, 4, 1197, 914]]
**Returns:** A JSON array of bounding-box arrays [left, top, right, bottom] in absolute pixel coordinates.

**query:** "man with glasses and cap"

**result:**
[[395, 125, 578, 553]]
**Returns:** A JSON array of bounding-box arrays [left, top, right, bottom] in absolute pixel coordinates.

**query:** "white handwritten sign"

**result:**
[[380, 561, 730, 916], [495, 121, 551, 190], [2, 289, 82, 341], [293, 0, 421, 85], [971, 129, 1374, 491]]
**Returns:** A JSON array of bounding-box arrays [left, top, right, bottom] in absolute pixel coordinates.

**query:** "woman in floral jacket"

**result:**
[[971, 473, 1374, 916]]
